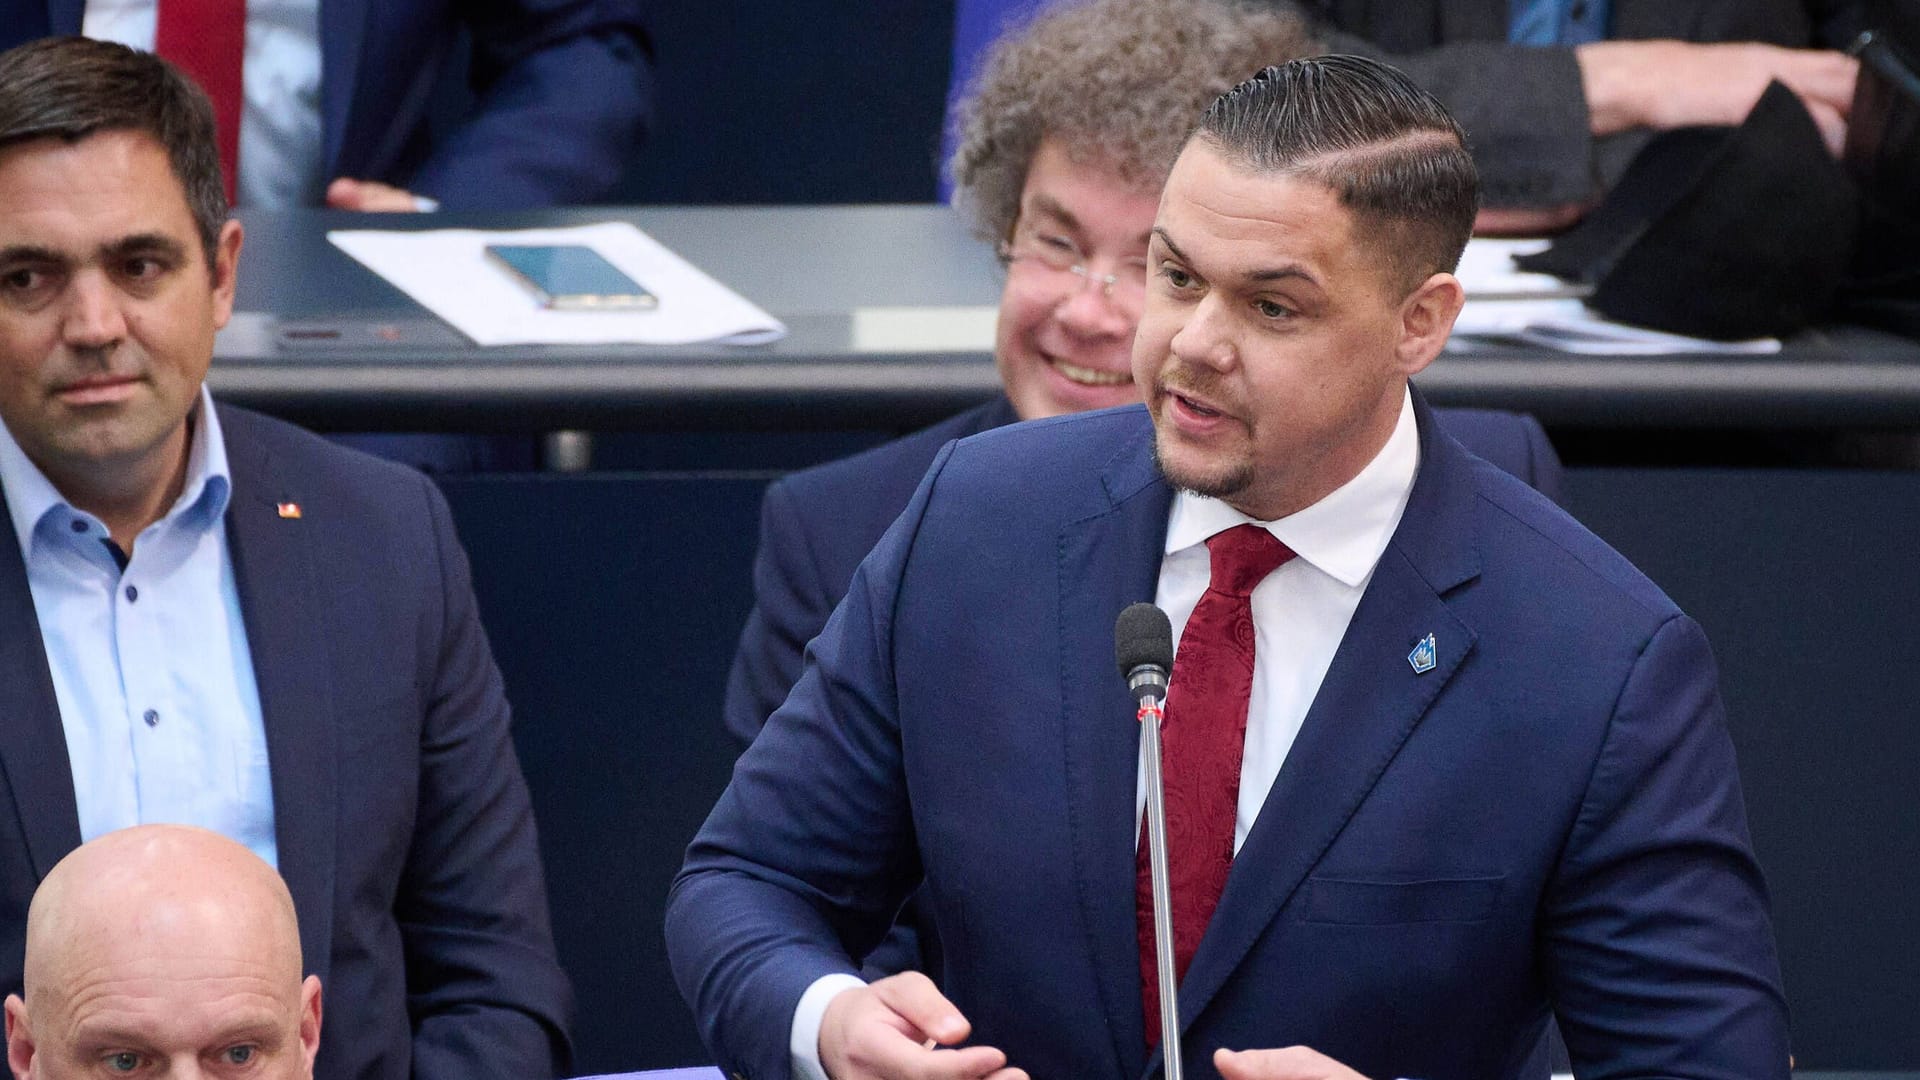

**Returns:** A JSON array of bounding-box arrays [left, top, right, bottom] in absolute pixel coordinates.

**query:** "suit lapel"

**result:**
[[0, 490, 82, 880], [221, 412, 338, 986], [1056, 418, 1173, 1080], [1171, 397, 1486, 1043], [1172, 552, 1477, 1034]]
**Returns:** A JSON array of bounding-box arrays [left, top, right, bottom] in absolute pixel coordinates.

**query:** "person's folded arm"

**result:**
[[1312, 27, 1858, 230], [1576, 40, 1857, 153]]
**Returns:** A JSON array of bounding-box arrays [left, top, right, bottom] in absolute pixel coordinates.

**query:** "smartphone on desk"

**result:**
[[484, 243, 658, 311]]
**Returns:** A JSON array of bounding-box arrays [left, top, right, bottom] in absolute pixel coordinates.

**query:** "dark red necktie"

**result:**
[[155, 0, 246, 204], [1137, 523, 1294, 1048]]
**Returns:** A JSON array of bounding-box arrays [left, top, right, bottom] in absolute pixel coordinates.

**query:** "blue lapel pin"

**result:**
[[1407, 633, 1437, 674]]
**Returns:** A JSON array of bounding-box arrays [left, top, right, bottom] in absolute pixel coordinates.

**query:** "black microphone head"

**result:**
[[1115, 602, 1175, 678]]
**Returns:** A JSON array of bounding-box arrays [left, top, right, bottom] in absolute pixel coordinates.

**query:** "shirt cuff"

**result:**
[[790, 973, 867, 1080]]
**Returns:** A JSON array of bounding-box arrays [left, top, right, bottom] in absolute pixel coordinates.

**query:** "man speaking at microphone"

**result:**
[[667, 54, 1788, 1080]]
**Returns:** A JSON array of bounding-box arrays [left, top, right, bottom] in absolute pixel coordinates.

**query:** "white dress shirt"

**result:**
[[0, 390, 276, 868], [790, 390, 1422, 1078], [1143, 388, 1420, 850], [82, 0, 326, 208]]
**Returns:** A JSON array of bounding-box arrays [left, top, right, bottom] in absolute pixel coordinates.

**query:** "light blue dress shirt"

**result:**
[[0, 390, 276, 868], [1509, 0, 1611, 45]]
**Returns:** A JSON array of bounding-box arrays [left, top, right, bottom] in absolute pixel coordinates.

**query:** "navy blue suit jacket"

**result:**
[[0, 406, 570, 1080], [672, 394, 1786, 1080], [722, 397, 1564, 748], [8, 0, 652, 207]]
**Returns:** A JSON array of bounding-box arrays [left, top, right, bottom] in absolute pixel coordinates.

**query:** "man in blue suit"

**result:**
[[671, 54, 1787, 1080], [0, 39, 567, 1080], [724, 0, 1561, 753], [1, 0, 651, 209]]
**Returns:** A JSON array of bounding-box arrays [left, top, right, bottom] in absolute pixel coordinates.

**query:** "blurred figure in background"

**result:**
[[1, 1, 652, 210], [945, 0, 1862, 233], [1305, 0, 1865, 233]]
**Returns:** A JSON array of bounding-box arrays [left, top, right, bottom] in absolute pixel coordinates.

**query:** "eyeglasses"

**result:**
[[996, 225, 1149, 312]]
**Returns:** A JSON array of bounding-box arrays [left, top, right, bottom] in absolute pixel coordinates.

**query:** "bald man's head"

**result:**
[[4, 826, 321, 1080]]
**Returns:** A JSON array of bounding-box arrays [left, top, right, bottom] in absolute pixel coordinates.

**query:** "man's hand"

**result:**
[[325, 177, 426, 212], [1577, 40, 1858, 154], [1214, 1046, 1370, 1080], [818, 972, 1027, 1080]]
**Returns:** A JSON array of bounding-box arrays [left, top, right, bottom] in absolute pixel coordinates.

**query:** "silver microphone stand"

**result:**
[[1137, 685, 1183, 1080]]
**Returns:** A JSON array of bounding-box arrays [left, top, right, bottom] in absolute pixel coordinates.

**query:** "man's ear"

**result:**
[[6, 994, 37, 1080], [297, 976, 322, 1076], [210, 218, 245, 330], [1394, 271, 1466, 377]]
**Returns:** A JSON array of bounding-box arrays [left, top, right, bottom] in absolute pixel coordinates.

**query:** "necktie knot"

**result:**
[[1204, 524, 1293, 598]]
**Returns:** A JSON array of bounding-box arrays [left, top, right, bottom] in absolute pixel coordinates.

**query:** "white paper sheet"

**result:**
[[327, 222, 786, 347], [1454, 238, 1583, 299]]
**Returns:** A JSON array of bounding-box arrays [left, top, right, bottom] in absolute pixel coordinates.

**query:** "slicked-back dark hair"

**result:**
[[1198, 54, 1479, 296], [0, 36, 227, 268]]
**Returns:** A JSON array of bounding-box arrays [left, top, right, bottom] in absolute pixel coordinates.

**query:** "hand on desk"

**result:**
[[326, 177, 427, 212], [1576, 40, 1859, 155], [819, 972, 1027, 1080], [1215, 1046, 1370, 1080]]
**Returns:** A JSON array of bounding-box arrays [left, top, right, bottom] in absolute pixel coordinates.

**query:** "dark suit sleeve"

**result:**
[[408, 0, 653, 207], [1543, 614, 1790, 1079], [722, 478, 834, 751], [399, 474, 574, 1079], [668, 449, 959, 1080]]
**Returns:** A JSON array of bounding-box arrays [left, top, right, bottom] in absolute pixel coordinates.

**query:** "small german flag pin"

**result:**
[[277, 502, 303, 520]]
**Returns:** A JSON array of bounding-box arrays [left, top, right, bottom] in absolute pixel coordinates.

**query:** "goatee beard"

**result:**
[[1151, 427, 1254, 502]]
